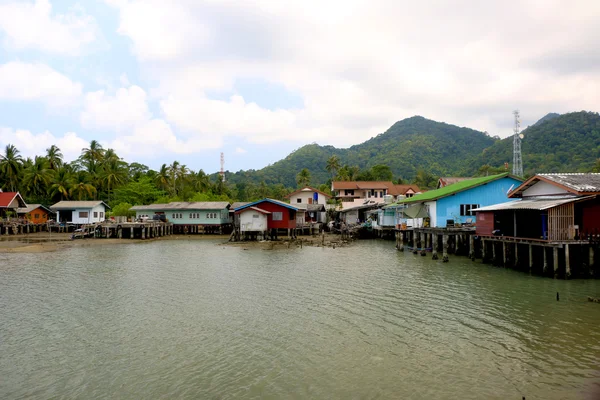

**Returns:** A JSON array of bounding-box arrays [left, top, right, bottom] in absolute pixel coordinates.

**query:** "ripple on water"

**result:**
[[1, 239, 600, 399]]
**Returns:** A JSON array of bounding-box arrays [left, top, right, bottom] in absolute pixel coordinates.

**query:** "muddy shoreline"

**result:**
[[0, 232, 350, 253]]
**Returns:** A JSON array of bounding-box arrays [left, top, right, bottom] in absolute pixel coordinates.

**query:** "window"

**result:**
[[344, 189, 354, 196], [460, 204, 480, 216], [79, 212, 89, 218], [34, 213, 40, 219], [100, 212, 104, 219], [172, 213, 176, 219], [297, 198, 302, 203], [253, 214, 260, 219], [94, 212, 98, 218], [272, 212, 283, 221]]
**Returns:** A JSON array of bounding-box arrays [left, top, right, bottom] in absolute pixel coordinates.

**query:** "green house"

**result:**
[[130, 202, 231, 230]]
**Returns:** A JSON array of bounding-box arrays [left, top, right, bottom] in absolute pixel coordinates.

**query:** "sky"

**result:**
[[0, 0, 599, 174]]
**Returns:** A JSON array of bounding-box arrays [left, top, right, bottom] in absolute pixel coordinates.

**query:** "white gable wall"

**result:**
[[239, 211, 268, 232], [522, 181, 571, 197], [290, 191, 328, 205], [70, 204, 106, 224]]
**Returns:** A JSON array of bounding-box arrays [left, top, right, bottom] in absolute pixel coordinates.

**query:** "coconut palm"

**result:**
[[0, 144, 23, 192], [46, 145, 63, 170], [70, 171, 97, 200], [326, 155, 341, 180], [155, 164, 170, 193], [50, 167, 71, 200], [22, 156, 52, 200], [296, 168, 311, 188], [81, 140, 105, 171], [101, 153, 128, 203]]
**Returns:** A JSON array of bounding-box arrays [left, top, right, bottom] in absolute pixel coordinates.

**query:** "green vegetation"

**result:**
[[2, 111, 598, 214]]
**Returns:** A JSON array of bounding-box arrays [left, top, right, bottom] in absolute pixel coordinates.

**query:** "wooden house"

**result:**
[[130, 201, 231, 233], [331, 181, 421, 209], [235, 206, 270, 237], [0, 191, 26, 218], [234, 199, 299, 235], [474, 173, 600, 240], [17, 204, 54, 224], [286, 186, 331, 205], [394, 173, 524, 228], [51, 201, 110, 224]]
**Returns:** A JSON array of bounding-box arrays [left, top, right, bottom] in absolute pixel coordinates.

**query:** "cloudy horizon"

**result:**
[[0, 0, 598, 173]]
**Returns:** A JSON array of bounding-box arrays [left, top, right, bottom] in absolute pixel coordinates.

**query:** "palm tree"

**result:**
[[50, 167, 71, 200], [0, 144, 23, 192], [70, 171, 97, 200], [296, 168, 311, 188], [102, 158, 128, 203], [326, 155, 341, 180], [46, 145, 63, 170], [22, 156, 52, 200], [155, 164, 170, 193], [81, 140, 105, 171], [191, 169, 211, 192]]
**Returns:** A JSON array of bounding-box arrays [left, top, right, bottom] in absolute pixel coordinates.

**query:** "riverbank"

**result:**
[[0, 232, 352, 253]]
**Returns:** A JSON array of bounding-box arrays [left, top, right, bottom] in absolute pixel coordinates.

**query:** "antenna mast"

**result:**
[[220, 152, 225, 182], [512, 110, 523, 177]]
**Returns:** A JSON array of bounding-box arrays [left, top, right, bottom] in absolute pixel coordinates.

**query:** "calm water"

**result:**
[[1, 239, 600, 399]]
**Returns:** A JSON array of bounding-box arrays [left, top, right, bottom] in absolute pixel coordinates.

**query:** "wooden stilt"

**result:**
[[481, 239, 487, 261], [553, 247, 559, 278], [469, 235, 475, 260], [420, 232, 426, 256], [565, 244, 571, 279], [543, 247, 548, 274], [442, 234, 449, 262], [432, 234, 439, 260], [528, 244, 533, 273], [503, 241, 508, 267]]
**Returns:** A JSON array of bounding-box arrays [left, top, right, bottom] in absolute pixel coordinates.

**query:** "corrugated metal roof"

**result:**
[[234, 198, 299, 212], [235, 206, 271, 215], [130, 202, 230, 211], [473, 195, 596, 211], [51, 201, 110, 210], [332, 181, 395, 190], [0, 192, 26, 208], [17, 204, 54, 214], [511, 173, 600, 198]]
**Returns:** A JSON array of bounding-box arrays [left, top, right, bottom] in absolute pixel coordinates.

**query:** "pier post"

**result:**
[[442, 234, 449, 262], [432, 234, 439, 260], [141, 227, 146, 240], [469, 235, 475, 260], [398, 231, 404, 251], [514, 243, 519, 268], [553, 247, 559, 278], [503, 242, 508, 267], [565, 244, 571, 279], [543, 247, 548, 274], [130, 227, 134, 239], [591, 246, 596, 275], [118, 228, 122, 239], [481, 239, 486, 261], [528, 245, 533, 273], [413, 231, 420, 254], [420, 232, 426, 256]]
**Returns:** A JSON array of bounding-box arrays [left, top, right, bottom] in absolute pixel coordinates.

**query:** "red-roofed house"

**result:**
[[331, 181, 421, 209], [0, 191, 26, 218]]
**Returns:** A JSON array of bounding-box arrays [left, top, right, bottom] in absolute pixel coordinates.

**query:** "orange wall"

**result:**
[[26, 208, 50, 224]]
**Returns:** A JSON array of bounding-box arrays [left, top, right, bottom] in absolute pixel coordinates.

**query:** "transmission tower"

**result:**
[[512, 110, 523, 177], [219, 152, 225, 182]]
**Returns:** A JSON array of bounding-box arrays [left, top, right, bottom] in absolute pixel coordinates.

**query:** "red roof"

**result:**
[[388, 184, 421, 196], [0, 192, 26, 208], [332, 181, 395, 190]]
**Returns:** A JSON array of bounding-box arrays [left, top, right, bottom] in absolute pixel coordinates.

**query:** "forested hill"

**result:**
[[467, 111, 600, 175], [222, 116, 495, 187]]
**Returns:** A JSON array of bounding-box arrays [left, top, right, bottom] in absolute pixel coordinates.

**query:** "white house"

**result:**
[[286, 186, 330, 205], [236, 206, 270, 234], [50, 201, 110, 224]]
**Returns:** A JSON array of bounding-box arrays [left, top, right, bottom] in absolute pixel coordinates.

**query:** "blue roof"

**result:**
[[234, 198, 299, 212]]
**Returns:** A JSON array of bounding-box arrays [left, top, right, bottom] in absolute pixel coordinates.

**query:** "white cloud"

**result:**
[[0, 0, 99, 55], [105, 0, 600, 144], [81, 85, 151, 131], [0, 127, 88, 162], [0, 62, 82, 106], [235, 147, 247, 154]]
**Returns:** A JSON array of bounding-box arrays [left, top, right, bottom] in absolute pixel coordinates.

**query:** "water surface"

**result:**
[[1, 239, 599, 399]]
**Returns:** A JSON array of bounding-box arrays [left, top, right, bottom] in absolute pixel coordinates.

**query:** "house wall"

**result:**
[[475, 211, 495, 235], [136, 208, 230, 225], [343, 210, 359, 225], [239, 211, 268, 232], [26, 208, 50, 224], [379, 208, 396, 227], [522, 181, 570, 197], [69, 205, 106, 224], [581, 203, 600, 233], [434, 176, 522, 228], [426, 201, 437, 227], [252, 202, 296, 229], [290, 192, 328, 205]]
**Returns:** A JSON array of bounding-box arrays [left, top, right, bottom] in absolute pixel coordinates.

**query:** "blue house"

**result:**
[[395, 173, 524, 228]]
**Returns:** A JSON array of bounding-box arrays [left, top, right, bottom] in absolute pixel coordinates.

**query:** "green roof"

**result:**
[[395, 173, 521, 204]]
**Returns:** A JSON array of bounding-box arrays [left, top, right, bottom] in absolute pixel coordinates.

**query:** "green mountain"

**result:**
[[468, 111, 600, 175], [221, 111, 600, 188], [223, 116, 495, 187]]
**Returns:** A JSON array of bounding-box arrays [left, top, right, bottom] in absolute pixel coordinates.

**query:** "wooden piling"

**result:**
[[432, 234, 439, 260], [442, 234, 449, 262], [565, 244, 571, 279], [528, 245, 533, 273], [481, 239, 487, 261], [469, 235, 475, 260], [543, 247, 548, 274], [553, 247, 559, 278], [420, 232, 427, 256]]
